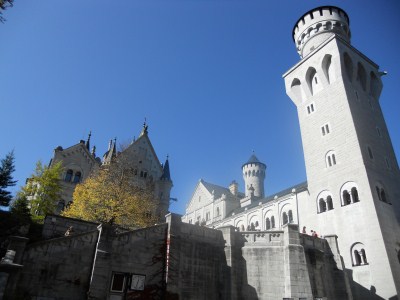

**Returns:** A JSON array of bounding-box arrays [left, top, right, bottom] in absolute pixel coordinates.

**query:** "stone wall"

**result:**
[[42, 214, 100, 239], [5, 230, 99, 299], [88, 224, 168, 300]]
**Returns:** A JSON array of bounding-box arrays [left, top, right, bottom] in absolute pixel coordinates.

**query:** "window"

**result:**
[[367, 146, 374, 160], [73, 171, 81, 183], [357, 62, 367, 91], [271, 216, 275, 228], [321, 124, 330, 136], [206, 212, 210, 221], [327, 196, 333, 210], [65, 169, 73, 182], [376, 127, 382, 137], [319, 198, 327, 212], [326, 151, 337, 167], [282, 212, 288, 225], [266, 218, 271, 230], [288, 210, 293, 223], [306, 103, 315, 115], [351, 243, 368, 266], [376, 185, 388, 203], [189, 219, 192, 224], [341, 182, 360, 206], [216, 207, 220, 217], [110, 273, 125, 292], [385, 157, 391, 170]]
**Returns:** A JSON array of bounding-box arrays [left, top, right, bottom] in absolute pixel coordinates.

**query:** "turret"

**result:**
[[242, 153, 266, 198], [293, 6, 350, 58]]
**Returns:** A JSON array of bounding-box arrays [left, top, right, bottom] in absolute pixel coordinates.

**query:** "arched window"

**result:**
[[357, 62, 367, 91], [250, 223, 255, 231], [343, 190, 351, 205], [282, 212, 288, 225], [381, 189, 387, 203], [288, 210, 293, 223], [241, 224, 245, 232], [360, 249, 367, 264], [73, 171, 81, 183], [266, 218, 271, 230], [344, 53, 353, 82], [370, 71, 380, 99], [327, 196, 333, 210], [326, 150, 337, 168], [354, 250, 362, 266], [351, 187, 359, 202], [271, 216, 275, 228], [306, 67, 319, 95], [291, 78, 304, 103], [319, 198, 327, 212], [322, 54, 333, 84], [216, 207, 220, 216], [65, 169, 73, 182]]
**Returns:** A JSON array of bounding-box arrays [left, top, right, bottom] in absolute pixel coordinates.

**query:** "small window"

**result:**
[[343, 190, 351, 205], [110, 273, 125, 292], [327, 196, 334, 210], [216, 207, 220, 217], [376, 127, 382, 137], [321, 126, 326, 136], [326, 151, 337, 168], [319, 198, 327, 212], [385, 157, 391, 169], [282, 212, 288, 225], [271, 216, 275, 228], [325, 124, 330, 134], [266, 218, 271, 230], [73, 172, 81, 183], [288, 210, 293, 223], [65, 169, 73, 182], [367, 147, 374, 160], [306, 103, 315, 115], [206, 212, 210, 221]]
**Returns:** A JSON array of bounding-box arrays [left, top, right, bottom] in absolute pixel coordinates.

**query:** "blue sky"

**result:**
[[1, 1, 399, 215]]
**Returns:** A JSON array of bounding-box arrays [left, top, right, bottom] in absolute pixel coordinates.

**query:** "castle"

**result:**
[[47, 123, 173, 219], [1, 5, 399, 300], [182, 5, 400, 299]]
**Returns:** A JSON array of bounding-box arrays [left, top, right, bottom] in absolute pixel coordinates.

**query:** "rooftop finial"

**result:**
[[140, 118, 149, 136], [91, 145, 96, 156], [86, 131, 92, 150]]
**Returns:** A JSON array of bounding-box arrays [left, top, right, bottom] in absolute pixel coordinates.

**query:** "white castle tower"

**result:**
[[284, 6, 400, 299], [242, 153, 266, 198]]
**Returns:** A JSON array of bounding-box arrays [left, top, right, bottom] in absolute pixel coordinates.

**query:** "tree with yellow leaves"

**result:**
[[62, 159, 158, 229]]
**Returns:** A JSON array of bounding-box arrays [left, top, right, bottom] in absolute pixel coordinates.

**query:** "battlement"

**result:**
[[293, 6, 351, 58]]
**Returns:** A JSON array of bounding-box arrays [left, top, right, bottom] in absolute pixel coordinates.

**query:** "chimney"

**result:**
[[229, 180, 238, 196]]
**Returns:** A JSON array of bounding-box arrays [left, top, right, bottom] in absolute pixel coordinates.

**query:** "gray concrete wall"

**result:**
[[42, 214, 99, 239], [88, 224, 168, 300], [5, 230, 99, 300]]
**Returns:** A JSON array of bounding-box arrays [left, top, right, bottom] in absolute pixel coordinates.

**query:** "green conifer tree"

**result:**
[[0, 150, 17, 206]]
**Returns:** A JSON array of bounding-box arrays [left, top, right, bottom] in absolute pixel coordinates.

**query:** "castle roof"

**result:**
[[226, 181, 308, 216], [242, 153, 266, 168], [201, 179, 244, 199]]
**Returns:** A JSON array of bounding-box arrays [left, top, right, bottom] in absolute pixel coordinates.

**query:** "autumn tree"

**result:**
[[23, 161, 63, 222], [62, 156, 158, 229], [0, 150, 17, 206]]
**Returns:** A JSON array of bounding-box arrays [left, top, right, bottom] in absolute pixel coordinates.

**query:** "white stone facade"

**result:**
[[182, 6, 400, 299]]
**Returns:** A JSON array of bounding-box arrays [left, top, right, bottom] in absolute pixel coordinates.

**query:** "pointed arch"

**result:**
[[357, 62, 367, 91], [322, 54, 333, 84], [306, 67, 317, 95], [343, 52, 353, 82]]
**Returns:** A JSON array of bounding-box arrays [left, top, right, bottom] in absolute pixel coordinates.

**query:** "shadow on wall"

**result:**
[[345, 268, 397, 300]]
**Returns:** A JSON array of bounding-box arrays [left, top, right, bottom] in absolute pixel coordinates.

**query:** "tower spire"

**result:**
[[86, 131, 91, 150], [140, 118, 148, 137]]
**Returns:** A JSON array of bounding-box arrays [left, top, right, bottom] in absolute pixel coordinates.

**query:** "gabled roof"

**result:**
[[226, 181, 308, 216], [201, 180, 231, 199], [53, 141, 100, 166]]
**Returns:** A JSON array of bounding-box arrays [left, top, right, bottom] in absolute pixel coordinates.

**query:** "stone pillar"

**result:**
[[283, 224, 313, 299], [0, 236, 28, 300]]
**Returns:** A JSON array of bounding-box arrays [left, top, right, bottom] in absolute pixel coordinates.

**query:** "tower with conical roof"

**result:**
[[284, 6, 400, 298], [242, 153, 266, 198]]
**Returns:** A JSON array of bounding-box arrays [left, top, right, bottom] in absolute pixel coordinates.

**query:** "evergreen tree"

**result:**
[[11, 192, 31, 221], [0, 150, 17, 206], [23, 161, 63, 222], [0, 0, 14, 23]]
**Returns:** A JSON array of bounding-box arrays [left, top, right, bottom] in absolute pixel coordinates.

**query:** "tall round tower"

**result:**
[[293, 6, 350, 58], [242, 153, 266, 198]]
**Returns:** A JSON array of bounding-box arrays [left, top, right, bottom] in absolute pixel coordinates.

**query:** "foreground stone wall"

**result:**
[[88, 224, 168, 300], [166, 213, 230, 300], [42, 214, 99, 239], [5, 230, 99, 299]]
